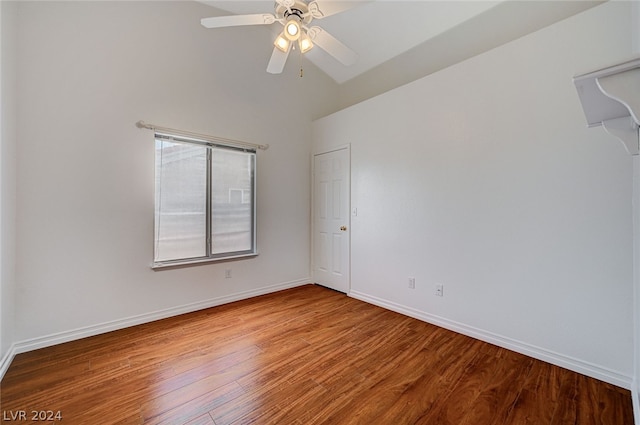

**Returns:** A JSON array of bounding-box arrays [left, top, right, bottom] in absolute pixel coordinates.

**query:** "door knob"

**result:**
[[340, 226, 347, 231]]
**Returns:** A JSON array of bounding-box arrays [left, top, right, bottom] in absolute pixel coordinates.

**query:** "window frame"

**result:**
[[152, 132, 257, 269]]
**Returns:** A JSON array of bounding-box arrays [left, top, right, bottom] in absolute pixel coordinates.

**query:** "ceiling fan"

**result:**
[[201, 0, 360, 74]]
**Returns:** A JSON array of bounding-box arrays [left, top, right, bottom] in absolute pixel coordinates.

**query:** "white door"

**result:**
[[313, 148, 350, 293]]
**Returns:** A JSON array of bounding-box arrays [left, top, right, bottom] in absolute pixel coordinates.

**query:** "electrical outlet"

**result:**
[[225, 269, 232, 279], [408, 277, 416, 289], [435, 284, 444, 297]]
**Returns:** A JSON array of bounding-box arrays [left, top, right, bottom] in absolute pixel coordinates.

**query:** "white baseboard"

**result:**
[[0, 342, 18, 382], [349, 289, 633, 390], [0, 278, 309, 381]]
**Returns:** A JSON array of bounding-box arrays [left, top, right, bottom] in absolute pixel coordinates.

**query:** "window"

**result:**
[[153, 133, 256, 267]]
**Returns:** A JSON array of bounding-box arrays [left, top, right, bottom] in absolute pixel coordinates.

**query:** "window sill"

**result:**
[[152, 252, 258, 270]]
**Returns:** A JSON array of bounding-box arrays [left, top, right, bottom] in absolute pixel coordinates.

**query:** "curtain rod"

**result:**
[[136, 121, 269, 151]]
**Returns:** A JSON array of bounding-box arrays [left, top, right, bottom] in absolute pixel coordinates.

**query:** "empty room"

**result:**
[[1, 0, 639, 423]]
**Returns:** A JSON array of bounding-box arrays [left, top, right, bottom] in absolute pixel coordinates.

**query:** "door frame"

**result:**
[[311, 144, 351, 293]]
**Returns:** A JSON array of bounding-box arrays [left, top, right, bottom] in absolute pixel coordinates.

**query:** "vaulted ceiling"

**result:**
[[199, 1, 604, 108]]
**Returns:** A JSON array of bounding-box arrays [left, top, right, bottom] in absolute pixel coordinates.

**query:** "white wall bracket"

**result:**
[[573, 56, 640, 155]]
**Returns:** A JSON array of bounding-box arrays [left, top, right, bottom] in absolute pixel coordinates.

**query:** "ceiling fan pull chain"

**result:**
[[299, 45, 304, 78]]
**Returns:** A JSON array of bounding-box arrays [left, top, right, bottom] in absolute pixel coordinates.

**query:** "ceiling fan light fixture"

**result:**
[[298, 33, 313, 53], [284, 19, 301, 41], [274, 33, 290, 52]]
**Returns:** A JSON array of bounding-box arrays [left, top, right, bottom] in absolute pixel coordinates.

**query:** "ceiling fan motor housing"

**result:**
[[276, 1, 314, 25]]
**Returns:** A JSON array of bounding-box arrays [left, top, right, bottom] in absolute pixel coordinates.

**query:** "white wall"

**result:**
[[634, 0, 640, 53], [12, 1, 338, 347], [0, 1, 18, 372], [313, 1, 634, 387]]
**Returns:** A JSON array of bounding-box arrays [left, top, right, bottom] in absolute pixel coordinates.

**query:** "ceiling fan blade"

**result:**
[[307, 26, 357, 66], [201, 14, 275, 29], [266, 46, 291, 74], [275, 0, 295, 9], [307, 0, 369, 19]]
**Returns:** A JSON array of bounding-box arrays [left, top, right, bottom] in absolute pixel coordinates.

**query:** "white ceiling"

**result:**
[[199, 1, 501, 83], [199, 1, 603, 86]]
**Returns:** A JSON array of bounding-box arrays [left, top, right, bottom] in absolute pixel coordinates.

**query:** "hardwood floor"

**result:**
[[1, 284, 633, 424]]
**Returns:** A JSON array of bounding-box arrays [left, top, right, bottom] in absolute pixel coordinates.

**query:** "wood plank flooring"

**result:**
[[1, 284, 633, 424]]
